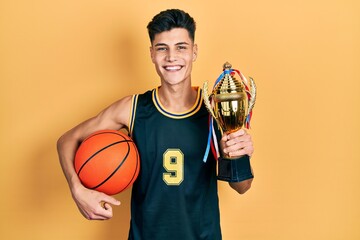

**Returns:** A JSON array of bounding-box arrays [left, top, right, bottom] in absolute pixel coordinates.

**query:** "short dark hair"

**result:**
[[147, 9, 196, 43]]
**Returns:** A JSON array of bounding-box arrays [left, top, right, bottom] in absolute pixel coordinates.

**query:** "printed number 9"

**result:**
[[163, 149, 184, 185]]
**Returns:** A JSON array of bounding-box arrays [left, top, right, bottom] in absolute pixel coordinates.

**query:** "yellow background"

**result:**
[[1, 0, 359, 239]]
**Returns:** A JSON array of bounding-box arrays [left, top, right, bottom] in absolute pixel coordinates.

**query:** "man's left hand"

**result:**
[[220, 129, 254, 158]]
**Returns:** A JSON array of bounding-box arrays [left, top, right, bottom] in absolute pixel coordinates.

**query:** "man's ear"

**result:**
[[192, 44, 198, 62], [150, 46, 155, 63]]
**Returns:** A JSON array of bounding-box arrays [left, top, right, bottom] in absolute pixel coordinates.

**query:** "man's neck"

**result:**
[[157, 82, 198, 113]]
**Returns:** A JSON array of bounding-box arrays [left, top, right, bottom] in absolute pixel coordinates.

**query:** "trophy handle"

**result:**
[[202, 81, 216, 119], [247, 77, 257, 116]]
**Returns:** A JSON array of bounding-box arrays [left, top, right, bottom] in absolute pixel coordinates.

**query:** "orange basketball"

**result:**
[[74, 130, 140, 195]]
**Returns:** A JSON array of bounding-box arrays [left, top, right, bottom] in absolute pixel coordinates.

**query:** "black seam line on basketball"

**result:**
[[76, 139, 133, 175], [117, 142, 140, 192], [90, 140, 131, 190]]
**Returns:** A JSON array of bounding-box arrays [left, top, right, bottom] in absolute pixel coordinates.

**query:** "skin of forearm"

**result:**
[[57, 133, 82, 191]]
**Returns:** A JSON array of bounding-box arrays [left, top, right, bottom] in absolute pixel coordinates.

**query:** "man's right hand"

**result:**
[[71, 185, 121, 220]]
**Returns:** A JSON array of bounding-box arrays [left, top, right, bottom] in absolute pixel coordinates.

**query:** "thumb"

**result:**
[[102, 193, 121, 206], [221, 133, 228, 142]]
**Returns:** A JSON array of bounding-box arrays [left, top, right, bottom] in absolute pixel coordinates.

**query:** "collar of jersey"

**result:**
[[152, 87, 202, 119]]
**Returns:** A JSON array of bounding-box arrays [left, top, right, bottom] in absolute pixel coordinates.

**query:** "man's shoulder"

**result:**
[[112, 88, 153, 108], [137, 88, 154, 97], [135, 88, 155, 103]]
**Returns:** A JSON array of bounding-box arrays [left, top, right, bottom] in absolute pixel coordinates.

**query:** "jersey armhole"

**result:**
[[128, 94, 138, 137]]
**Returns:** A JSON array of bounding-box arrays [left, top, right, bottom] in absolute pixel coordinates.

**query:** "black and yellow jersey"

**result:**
[[128, 87, 221, 240]]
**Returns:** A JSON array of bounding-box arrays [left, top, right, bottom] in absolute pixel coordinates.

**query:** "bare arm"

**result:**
[[220, 129, 254, 194], [57, 95, 132, 220], [229, 171, 253, 194]]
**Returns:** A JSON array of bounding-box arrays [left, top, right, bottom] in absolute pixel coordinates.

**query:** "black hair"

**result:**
[[147, 9, 196, 43]]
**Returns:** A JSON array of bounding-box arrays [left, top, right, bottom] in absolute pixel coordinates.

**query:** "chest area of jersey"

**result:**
[[139, 111, 208, 151], [133, 110, 210, 184]]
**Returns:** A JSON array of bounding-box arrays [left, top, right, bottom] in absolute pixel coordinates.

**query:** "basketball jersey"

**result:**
[[127, 87, 221, 240]]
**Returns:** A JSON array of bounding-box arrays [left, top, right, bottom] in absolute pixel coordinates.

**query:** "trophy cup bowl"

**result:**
[[213, 69, 248, 137]]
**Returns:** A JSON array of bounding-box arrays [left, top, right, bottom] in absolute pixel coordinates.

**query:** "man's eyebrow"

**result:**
[[154, 43, 168, 47], [175, 42, 190, 45], [154, 42, 190, 47]]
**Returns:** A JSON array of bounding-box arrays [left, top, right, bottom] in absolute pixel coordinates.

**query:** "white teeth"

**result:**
[[165, 66, 182, 71]]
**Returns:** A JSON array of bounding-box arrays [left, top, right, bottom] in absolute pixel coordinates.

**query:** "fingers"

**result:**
[[225, 130, 250, 147], [221, 129, 254, 157], [227, 128, 246, 139], [103, 194, 121, 206], [73, 186, 121, 221], [95, 202, 114, 220], [87, 193, 120, 220], [220, 129, 246, 143], [225, 143, 254, 157], [84, 202, 114, 220]]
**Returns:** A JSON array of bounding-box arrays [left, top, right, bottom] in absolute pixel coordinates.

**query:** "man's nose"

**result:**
[[165, 48, 177, 62]]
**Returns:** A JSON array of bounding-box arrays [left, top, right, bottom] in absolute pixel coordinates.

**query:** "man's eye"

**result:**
[[156, 47, 167, 51], [177, 46, 187, 50]]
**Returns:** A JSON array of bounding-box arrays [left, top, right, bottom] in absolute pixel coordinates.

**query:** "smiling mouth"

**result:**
[[163, 65, 183, 71]]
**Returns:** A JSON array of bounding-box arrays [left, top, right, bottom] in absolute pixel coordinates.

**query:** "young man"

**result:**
[[57, 9, 254, 239]]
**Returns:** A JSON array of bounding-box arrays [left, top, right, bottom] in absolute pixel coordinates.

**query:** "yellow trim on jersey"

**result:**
[[152, 87, 202, 119], [128, 94, 138, 136]]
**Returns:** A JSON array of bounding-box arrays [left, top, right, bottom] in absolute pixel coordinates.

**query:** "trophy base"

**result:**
[[217, 155, 254, 182]]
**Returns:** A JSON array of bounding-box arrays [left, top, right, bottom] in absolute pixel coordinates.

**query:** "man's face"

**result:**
[[150, 28, 198, 86]]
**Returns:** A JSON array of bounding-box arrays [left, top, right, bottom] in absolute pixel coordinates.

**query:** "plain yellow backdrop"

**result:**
[[1, 0, 359, 239]]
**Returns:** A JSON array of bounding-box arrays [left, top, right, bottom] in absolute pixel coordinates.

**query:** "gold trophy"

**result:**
[[203, 62, 256, 182]]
